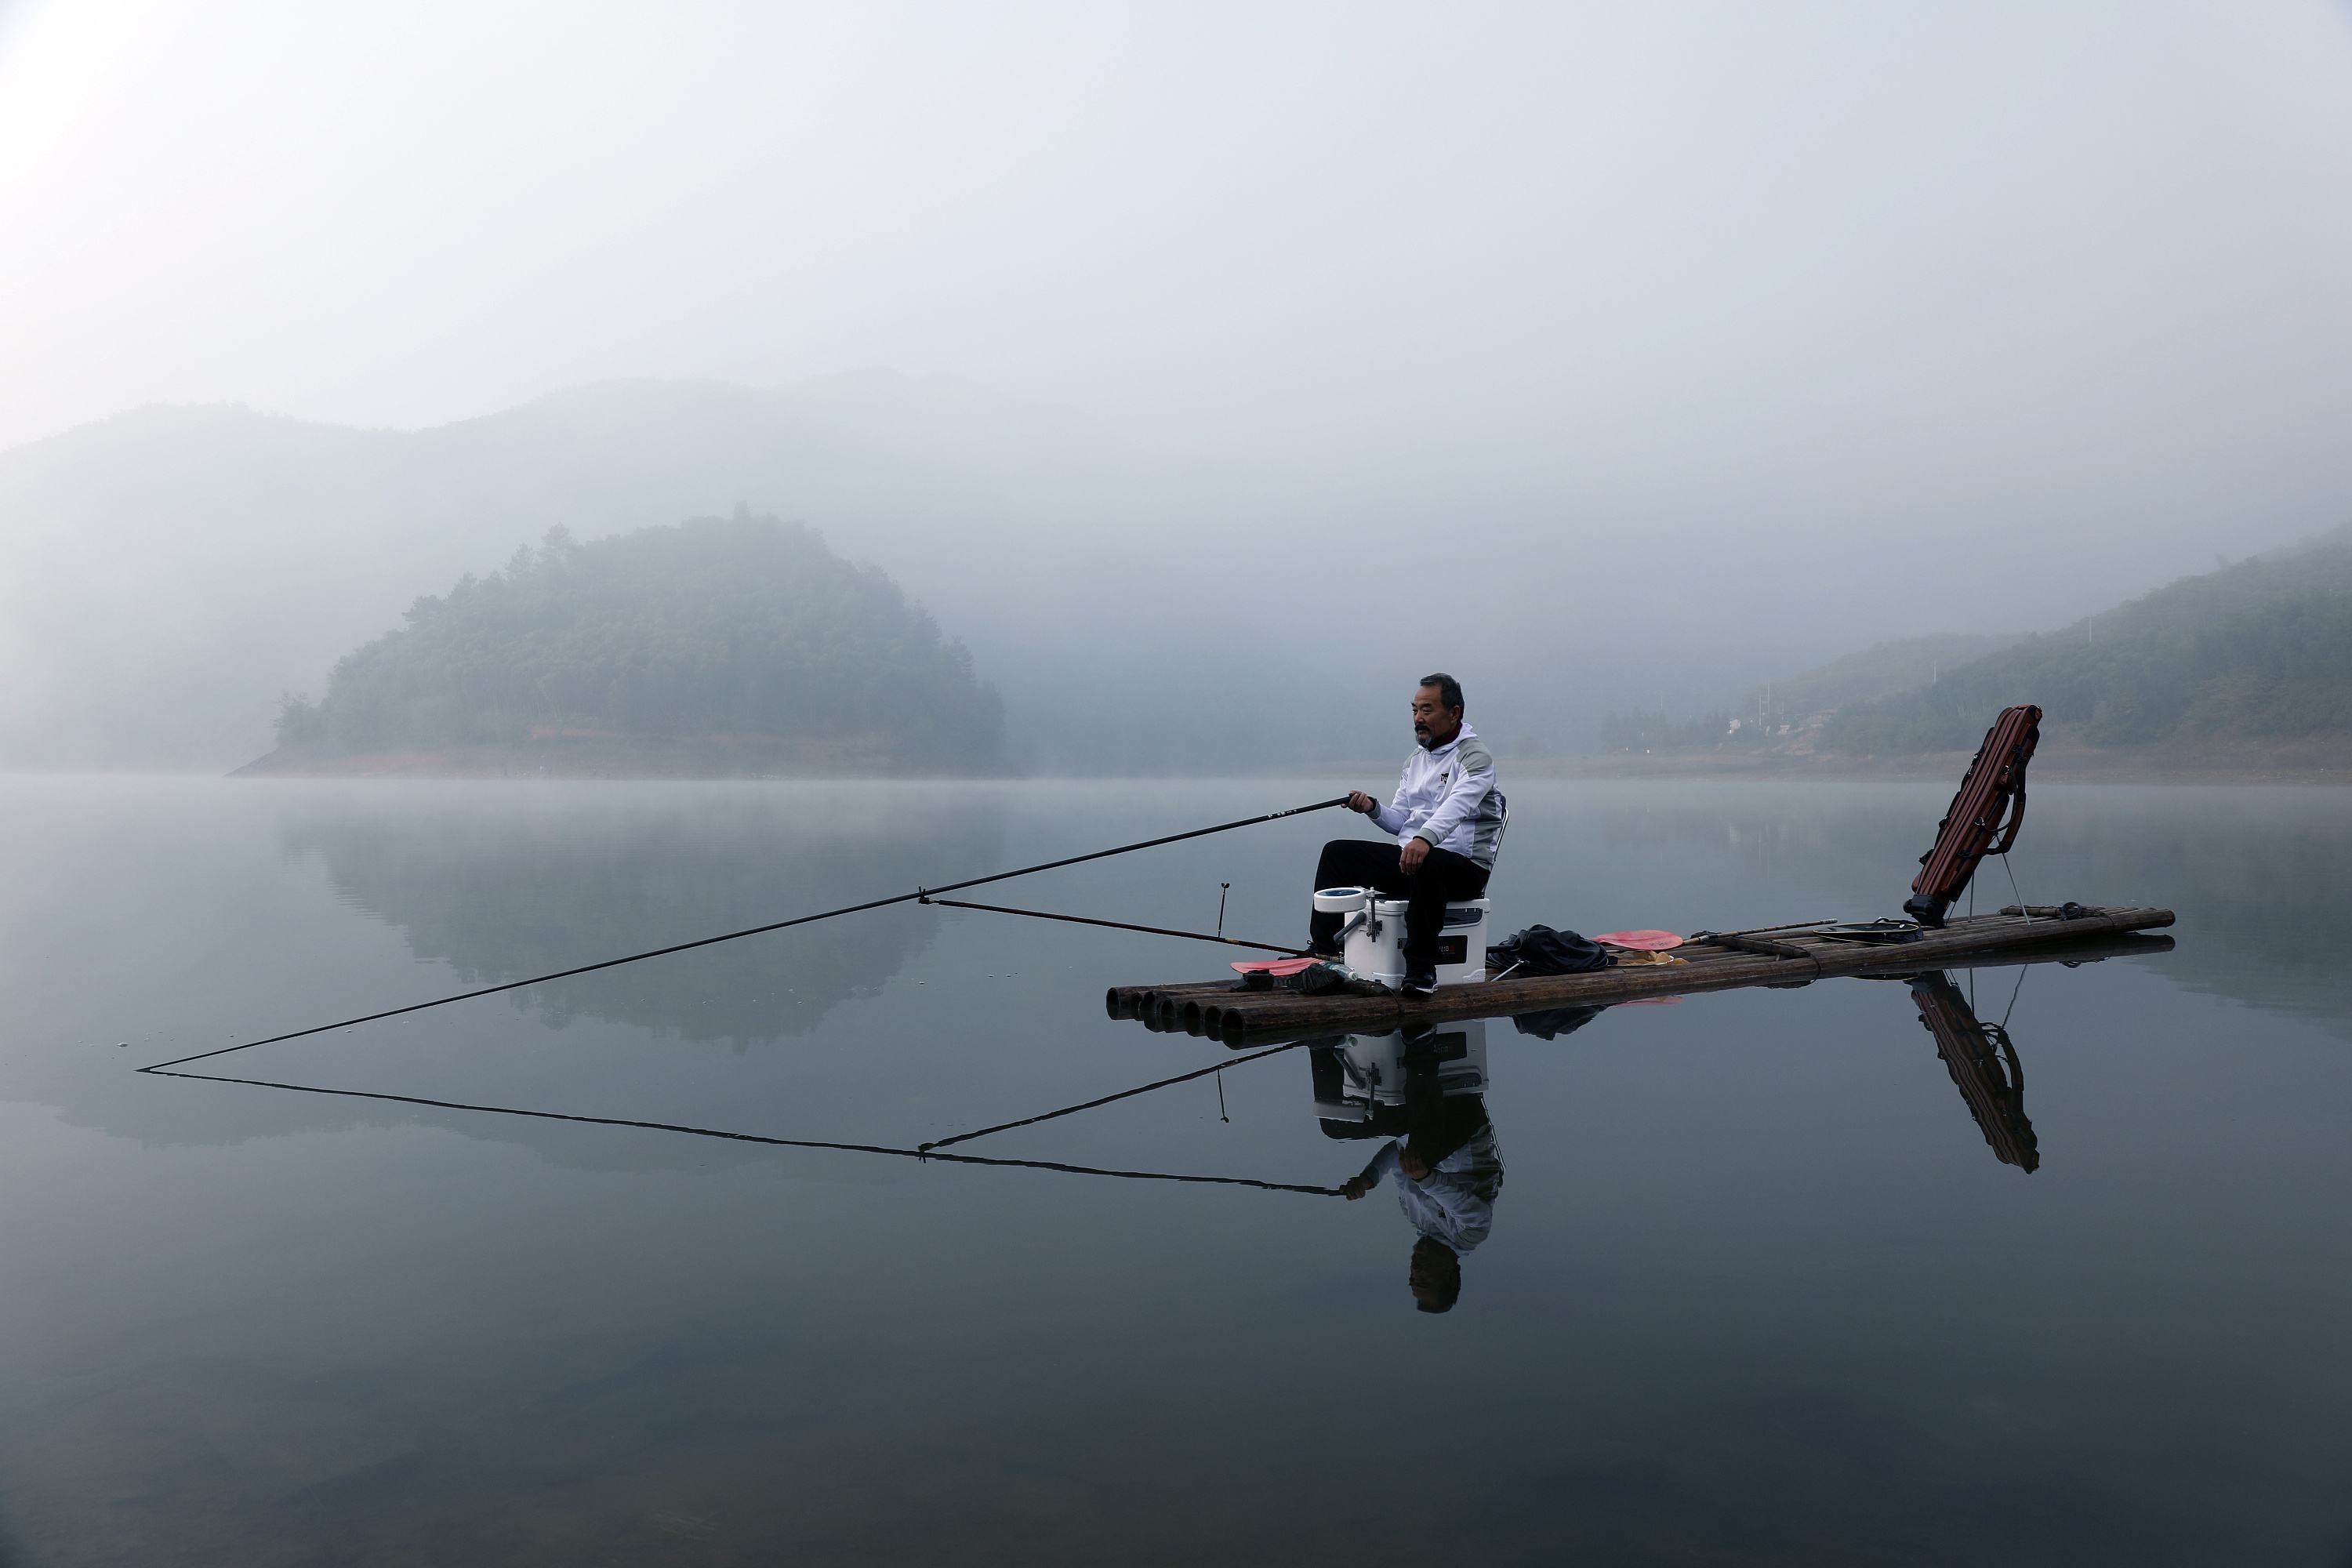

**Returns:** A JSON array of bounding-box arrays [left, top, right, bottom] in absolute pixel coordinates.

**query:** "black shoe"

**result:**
[[1402, 967, 1438, 996], [1308, 942, 1343, 960]]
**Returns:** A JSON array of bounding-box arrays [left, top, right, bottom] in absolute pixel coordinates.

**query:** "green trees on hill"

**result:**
[[276, 514, 1003, 770], [1824, 532, 2352, 753]]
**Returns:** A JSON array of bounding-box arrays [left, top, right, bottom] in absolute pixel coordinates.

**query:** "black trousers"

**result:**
[[1308, 839, 1489, 972]]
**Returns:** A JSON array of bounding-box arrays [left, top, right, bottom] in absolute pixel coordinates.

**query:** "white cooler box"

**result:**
[[1313, 885, 1490, 989]]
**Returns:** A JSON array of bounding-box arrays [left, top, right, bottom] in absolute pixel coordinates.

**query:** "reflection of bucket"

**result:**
[[1313, 1021, 1490, 1127], [1312, 886, 1372, 914]]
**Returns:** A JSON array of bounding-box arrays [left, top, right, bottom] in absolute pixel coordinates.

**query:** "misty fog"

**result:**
[[3, 1, 2350, 771]]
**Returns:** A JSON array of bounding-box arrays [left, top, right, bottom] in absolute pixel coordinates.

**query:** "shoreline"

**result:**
[[213, 745, 2352, 787], [1505, 742, 2352, 786], [230, 739, 1001, 781]]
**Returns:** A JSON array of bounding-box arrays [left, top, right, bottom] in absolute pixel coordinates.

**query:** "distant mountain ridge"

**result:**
[[1599, 631, 2027, 756], [9, 375, 2343, 777], [1824, 526, 2352, 755], [1737, 632, 2028, 727], [0, 375, 1118, 769], [0, 374, 1414, 775], [1596, 526, 2352, 772]]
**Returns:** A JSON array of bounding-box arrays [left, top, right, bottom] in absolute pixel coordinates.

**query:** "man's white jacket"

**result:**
[[1367, 1125, 1504, 1254], [1369, 724, 1505, 871]]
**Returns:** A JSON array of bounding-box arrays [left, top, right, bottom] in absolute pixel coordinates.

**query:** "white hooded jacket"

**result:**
[[1368, 723, 1505, 870]]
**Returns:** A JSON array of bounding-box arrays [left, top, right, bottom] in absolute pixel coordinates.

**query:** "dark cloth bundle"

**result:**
[[1486, 924, 1615, 977]]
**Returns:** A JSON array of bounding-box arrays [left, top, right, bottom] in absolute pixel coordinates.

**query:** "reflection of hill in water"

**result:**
[[282, 787, 1005, 1045], [1558, 782, 2350, 1039]]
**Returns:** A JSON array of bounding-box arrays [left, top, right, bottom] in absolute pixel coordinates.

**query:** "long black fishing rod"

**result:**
[[140, 795, 1349, 1073], [143, 1067, 1344, 1196]]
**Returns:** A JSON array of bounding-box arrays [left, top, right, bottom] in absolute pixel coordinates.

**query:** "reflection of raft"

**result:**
[[1110, 906, 2175, 1045]]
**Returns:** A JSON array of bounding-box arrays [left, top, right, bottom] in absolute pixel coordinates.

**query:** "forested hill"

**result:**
[[256, 514, 1004, 775], [1823, 528, 2352, 756]]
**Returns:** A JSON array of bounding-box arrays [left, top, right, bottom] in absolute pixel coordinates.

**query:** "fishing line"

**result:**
[[143, 1067, 1345, 1196], [917, 895, 1306, 956], [140, 796, 1348, 1073], [1998, 962, 2029, 1031]]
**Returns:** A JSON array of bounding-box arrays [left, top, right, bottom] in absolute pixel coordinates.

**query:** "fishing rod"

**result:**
[[1685, 918, 1838, 942], [140, 796, 1350, 1073]]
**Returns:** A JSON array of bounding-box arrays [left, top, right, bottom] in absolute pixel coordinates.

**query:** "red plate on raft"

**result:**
[[1231, 956, 1324, 976], [1593, 930, 1685, 950]]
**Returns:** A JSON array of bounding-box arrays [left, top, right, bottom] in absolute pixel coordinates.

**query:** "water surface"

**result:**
[[2, 776, 2347, 1565]]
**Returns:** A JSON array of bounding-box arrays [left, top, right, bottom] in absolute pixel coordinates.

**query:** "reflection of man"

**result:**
[[1310, 673, 1503, 995], [1341, 1091, 1503, 1313]]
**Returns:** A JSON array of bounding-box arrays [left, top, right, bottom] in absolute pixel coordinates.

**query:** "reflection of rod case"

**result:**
[[1905, 704, 2042, 927], [1910, 972, 2038, 1172]]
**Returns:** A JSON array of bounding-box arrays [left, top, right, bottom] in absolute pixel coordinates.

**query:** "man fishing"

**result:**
[[1309, 672, 1504, 995]]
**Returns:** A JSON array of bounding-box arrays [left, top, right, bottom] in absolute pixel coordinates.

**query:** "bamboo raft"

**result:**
[[1111, 904, 2176, 1045]]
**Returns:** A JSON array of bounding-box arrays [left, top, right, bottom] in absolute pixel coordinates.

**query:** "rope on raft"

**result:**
[[140, 796, 1348, 1073]]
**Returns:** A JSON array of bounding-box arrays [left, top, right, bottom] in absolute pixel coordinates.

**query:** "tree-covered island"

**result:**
[[247, 514, 1004, 775]]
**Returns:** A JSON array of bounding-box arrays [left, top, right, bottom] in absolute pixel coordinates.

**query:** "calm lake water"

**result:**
[[2, 775, 2349, 1565]]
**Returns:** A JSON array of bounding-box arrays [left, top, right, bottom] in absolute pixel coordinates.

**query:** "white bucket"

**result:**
[[1340, 896, 1490, 989]]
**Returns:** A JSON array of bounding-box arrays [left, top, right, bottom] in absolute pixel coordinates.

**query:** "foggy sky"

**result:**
[[4, 1, 2352, 766], [5, 2, 2347, 467]]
